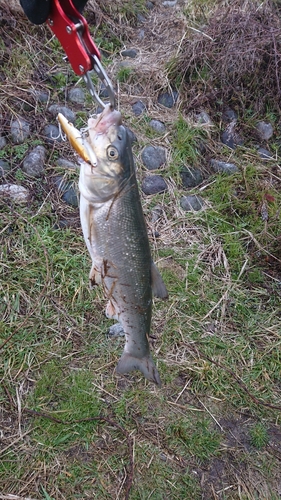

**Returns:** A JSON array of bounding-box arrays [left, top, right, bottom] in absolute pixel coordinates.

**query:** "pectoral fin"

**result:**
[[89, 263, 101, 288], [106, 300, 119, 320], [151, 261, 168, 299]]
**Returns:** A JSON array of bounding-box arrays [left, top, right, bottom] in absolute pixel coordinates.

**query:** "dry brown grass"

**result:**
[[175, 0, 281, 113]]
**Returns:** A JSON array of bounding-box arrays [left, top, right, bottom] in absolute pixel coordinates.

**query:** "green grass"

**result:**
[[1, 2, 281, 499]]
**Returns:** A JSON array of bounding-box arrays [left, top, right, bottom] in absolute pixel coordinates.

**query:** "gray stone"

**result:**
[[151, 204, 163, 224], [137, 13, 146, 23], [162, 0, 178, 5], [149, 119, 166, 134], [54, 176, 78, 207], [180, 194, 204, 212], [125, 127, 138, 144], [0, 184, 29, 203], [62, 185, 79, 207], [222, 108, 238, 123], [68, 87, 85, 105], [256, 121, 274, 141], [196, 111, 213, 125], [108, 323, 125, 337], [118, 60, 134, 70], [0, 136, 7, 149], [0, 160, 10, 176], [43, 124, 62, 143], [22, 145, 46, 177], [146, 0, 154, 8], [34, 90, 49, 103], [221, 122, 243, 149], [141, 175, 168, 195], [180, 167, 203, 188], [210, 159, 239, 175], [48, 105, 76, 123], [157, 91, 178, 108], [132, 100, 146, 116], [99, 83, 109, 99], [121, 49, 138, 58], [141, 145, 166, 170], [257, 147, 273, 160], [56, 158, 79, 170], [10, 117, 30, 144], [138, 29, 145, 41]]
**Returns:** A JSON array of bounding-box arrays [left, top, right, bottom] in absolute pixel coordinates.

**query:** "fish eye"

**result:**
[[107, 145, 119, 161]]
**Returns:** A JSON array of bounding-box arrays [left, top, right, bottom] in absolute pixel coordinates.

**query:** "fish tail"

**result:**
[[116, 352, 161, 386]]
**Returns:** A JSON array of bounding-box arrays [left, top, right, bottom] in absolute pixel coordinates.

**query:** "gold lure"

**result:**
[[57, 113, 96, 166]]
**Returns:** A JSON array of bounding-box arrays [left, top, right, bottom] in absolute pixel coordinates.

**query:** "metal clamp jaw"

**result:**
[[47, 0, 116, 109]]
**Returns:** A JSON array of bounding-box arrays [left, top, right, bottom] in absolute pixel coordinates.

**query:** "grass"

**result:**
[[1, 1, 281, 499]]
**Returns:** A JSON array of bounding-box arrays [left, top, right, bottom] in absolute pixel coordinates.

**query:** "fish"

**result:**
[[58, 105, 168, 385]]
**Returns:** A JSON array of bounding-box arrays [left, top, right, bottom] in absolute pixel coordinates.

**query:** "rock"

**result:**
[[222, 108, 238, 123], [125, 127, 138, 144], [162, 0, 178, 5], [10, 117, 30, 144], [118, 60, 134, 70], [149, 119, 166, 133], [121, 49, 138, 58], [138, 29, 145, 41], [43, 124, 62, 143], [180, 194, 204, 211], [221, 122, 243, 149], [256, 121, 274, 141], [137, 13, 146, 23], [0, 160, 10, 176], [32, 90, 49, 103], [54, 176, 78, 207], [132, 100, 146, 116], [141, 175, 168, 195], [99, 83, 109, 99], [0, 136, 7, 149], [56, 158, 79, 170], [257, 147, 273, 160], [108, 323, 125, 337], [151, 204, 163, 224], [210, 159, 239, 174], [141, 145, 166, 170], [157, 91, 178, 108], [180, 167, 203, 188], [0, 184, 29, 203], [62, 185, 79, 207], [48, 105, 76, 123], [22, 145, 46, 177], [68, 87, 85, 105], [146, 1, 154, 8], [196, 111, 213, 125]]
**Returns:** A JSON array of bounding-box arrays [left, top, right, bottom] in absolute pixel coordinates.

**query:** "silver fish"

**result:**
[[76, 105, 168, 385]]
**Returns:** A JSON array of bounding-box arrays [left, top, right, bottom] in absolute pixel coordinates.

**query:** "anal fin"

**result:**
[[151, 261, 168, 299]]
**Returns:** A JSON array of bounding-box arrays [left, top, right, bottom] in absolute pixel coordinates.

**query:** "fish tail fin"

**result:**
[[116, 352, 161, 386]]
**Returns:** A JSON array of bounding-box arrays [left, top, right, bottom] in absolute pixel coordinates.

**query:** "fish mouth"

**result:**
[[88, 104, 122, 135]]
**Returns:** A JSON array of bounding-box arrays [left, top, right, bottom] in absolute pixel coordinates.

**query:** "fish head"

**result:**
[[80, 104, 132, 203]]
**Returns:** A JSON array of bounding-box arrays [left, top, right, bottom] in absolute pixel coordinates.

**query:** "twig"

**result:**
[[0, 496, 39, 500], [271, 27, 281, 96]]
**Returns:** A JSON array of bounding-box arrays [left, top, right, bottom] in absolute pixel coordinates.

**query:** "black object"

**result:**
[[20, 0, 88, 25]]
